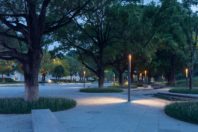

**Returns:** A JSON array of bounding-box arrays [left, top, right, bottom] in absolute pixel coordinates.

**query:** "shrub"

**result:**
[[165, 102, 198, 124], [0, 97, 76, 114], [169, 88, 198, 94], [80, 88, 123, 93]]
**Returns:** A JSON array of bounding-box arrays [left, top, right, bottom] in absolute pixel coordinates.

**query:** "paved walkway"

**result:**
[[0, 84, 197, 132]]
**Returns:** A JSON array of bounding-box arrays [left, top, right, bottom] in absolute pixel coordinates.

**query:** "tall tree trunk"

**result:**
[[189, 45, 194, 90], [23, 50, 42, 102], [70, 73, 73, 81], [131, 64, 135, 82], [1, 74, 3, 82], [167, 55, 176, 85], [98, 69, 105, 88], [189, 67, 193, 90], [137, 73, 140, 82], [118, 71, 124, 87], [98, 76, 104, 88], [148, 74, 151, 84], [167, 73, 175, 85], [42, 73, 46, 82]]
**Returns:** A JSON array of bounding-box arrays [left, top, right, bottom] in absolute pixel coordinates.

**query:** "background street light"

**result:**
[[144, 70, 147, 83], [128, 54, 132, 102], [185, 68, 189, 78], [83, 70, 86, 88], [144, 70, 147, 77], [139, 73, 142, 81], [185, 68, 189, 88]]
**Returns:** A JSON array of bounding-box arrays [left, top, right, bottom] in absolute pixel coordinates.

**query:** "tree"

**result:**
[[107, 2, 159, 85], [40, 52, 53, 82], [56, 0, 118, 88], [0, 60, 15, 82], [65, 56, 82, 81], [0, 0, 90, 101], [148, 0, 188, 85], [181, 0, 198, 89], [151, 0, 198, 87], [51, 65, 65, 81]]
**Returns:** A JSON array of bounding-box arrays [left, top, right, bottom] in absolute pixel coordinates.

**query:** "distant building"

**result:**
[[7, 71, 24, 81]]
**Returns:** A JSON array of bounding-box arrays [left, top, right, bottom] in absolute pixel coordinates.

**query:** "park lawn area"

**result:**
[[169, 87, 198, 94], [165, 102, 198, 124], [0, 97, 76, 114], [175, 77, 198, 87], [80, 87, 123, 93]]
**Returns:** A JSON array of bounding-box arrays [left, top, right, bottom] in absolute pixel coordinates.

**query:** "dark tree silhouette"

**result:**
[[0, 0, 90, 101]]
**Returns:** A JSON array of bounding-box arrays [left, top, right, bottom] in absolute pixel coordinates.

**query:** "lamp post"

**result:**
[[113, 73, 115, 84], [83, 70, 86, 88], [185, 68, 189, 88], [128, 54, 132, 102], [144, 70, 147, 83], [139, 73, 142, 81]]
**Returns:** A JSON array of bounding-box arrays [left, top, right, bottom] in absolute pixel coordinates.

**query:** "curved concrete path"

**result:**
[[55, 90, 198, 132], [0, 84, 197, 132]]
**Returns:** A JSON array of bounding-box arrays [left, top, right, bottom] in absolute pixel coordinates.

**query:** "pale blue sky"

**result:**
[[144, 0, 159, 4], [144, 0, 197, 11]]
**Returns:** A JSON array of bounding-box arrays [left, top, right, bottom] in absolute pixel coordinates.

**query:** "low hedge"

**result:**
[[165, 102, 198, 124], [169, 88, 198, 94], [80, 88, 123, 93], [0, 97, 76, 114]]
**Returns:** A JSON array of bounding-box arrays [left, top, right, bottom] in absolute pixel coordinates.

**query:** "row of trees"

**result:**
[[0, 54, 88, 82], [0, 0, 197, 101], [40, 52, 92, 82], [54, 0, 198, 88]]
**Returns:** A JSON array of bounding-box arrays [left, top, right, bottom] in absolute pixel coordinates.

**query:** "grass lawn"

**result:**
[[175, 77, 198, 87], [165, 102, 198, 124], [0, 97, 76, 114], [169, 88, 198, 94], [80, 88, 123, 93]]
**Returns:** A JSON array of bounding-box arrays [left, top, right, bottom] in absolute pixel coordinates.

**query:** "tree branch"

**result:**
[[78, 51, 97, 75], [74, 19, 98, 45], [39, 0, 51, 31], [0, 16, 28, 37], [0, 13, 26, 17], [0, 32, 26, 42], [0, 42, 28, 62], [44, 0, 91, 34], [63, 36, 98, 63]]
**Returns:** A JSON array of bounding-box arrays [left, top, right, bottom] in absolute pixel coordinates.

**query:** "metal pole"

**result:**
[[185, 68, 189, 88], [128, 54, 132, 102], [83, 71, 86, 88], [144, 70, 147, 84]]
